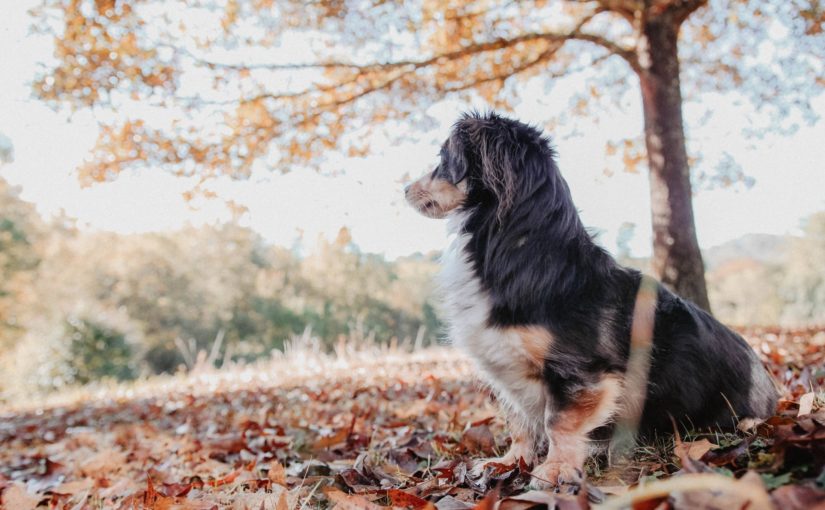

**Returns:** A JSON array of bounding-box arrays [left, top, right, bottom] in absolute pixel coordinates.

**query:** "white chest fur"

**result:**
[[438, 214, 547, 434]]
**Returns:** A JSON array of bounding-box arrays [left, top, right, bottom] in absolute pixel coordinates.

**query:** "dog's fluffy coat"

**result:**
[[405, 112, 778, 487]]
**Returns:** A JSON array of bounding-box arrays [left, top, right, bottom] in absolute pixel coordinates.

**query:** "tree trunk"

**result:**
[[637, 14, 711, 311]]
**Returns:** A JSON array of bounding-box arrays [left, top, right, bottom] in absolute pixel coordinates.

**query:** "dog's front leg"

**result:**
[[470, 381, 545, 476], [470, 412, 539, 477], [530, 375, 622, 489]]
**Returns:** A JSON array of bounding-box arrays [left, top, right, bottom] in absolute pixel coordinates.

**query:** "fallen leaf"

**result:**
[[701, 436, 753, 467], [472, 489, 499, 510], [230, 486, 289, 510], [154, 497, 219, 510], [435, 495, 475, 510], [799, 392, 815, 416], [496, 490, 557, 510], [771, 483, 825, 510], [324, 487, 383, 510], [80, 448, 127, 476], [52, 478, 95, 495], [314, 428, 350, 449], [672, 471, 771, 510], [674, 438, 717, 461], [0, 483, 41, 510], [208, 468, 240, 488], [387, 488, 431, 509], [461, 424, 496, 455], [267, 461, 286, 485]]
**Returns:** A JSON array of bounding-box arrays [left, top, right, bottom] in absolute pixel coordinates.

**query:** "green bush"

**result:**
[[66, 318, 136, 384]]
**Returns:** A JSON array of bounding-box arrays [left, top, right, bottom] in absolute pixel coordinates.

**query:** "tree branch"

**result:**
[[442, 43, 567, 94], [569, 32, 641, 73], [172, 6, 642, 113], [184, 9, 639, 75]]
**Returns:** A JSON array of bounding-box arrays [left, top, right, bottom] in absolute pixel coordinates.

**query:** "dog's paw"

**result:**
[[469, 454, 525, 478], [528, 461, 583, 490], [469, 457, 508, 478]]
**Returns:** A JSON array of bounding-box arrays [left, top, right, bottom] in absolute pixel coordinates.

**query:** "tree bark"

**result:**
[[637, 13, 711, 311]]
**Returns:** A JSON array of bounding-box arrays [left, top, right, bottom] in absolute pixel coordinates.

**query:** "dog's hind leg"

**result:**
[[530, 374, 622, 488]]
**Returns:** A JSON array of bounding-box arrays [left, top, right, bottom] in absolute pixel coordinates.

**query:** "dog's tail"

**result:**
[[745, 349, 780, 420]]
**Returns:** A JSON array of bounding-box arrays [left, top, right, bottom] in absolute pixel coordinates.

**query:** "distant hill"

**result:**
[[614, 233, 790, 274], [703, 233, 789, 271]]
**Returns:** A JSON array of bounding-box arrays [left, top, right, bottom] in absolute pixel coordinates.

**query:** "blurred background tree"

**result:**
[[0, 201, 442, 397], [29, 0, 824, 308], [0, 140, 44, 351], [780, 213, 825, 324]]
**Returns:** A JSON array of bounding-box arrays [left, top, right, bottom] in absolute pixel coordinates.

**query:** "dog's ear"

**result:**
[[464, 116, 517, 219], [443, 132, 468, 184]]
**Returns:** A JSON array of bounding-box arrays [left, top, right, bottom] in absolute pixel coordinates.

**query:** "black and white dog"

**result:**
[[405, 111, 778, 488]]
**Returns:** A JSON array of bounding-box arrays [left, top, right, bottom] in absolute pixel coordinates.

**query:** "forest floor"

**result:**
[[1, 328, 824, 510]]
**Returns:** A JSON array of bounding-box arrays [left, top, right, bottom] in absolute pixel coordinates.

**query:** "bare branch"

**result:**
[[569, 33, 641, 73], [185, 33, 563, 72], [183, 8, 640, 76], [173, 5, 640, 113], [442, 43, 567, 94]]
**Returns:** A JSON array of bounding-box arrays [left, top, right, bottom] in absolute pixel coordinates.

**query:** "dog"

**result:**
[[404, 111, 778, 488]]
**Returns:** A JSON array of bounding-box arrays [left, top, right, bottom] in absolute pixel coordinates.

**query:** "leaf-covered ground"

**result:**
[[1, 328, 824, 509]]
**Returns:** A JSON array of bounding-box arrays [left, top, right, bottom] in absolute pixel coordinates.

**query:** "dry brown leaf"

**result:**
[[593, 485, 629, 496], [314, 428, 349, 449], [673, 438, 718, 461], [798, 392, 815, 416], [394, 399, 432, 419], [495, 490, 557, 509], [461, 424, 496, 455], [600, 472, 772, 510], [771, 483, 825, 510], [0, 483, 42, 510], [433, 495, 474, 510], [52, 478, 95, 495], [79, 448, 127, 476], [324, 488, 384, 510], [387, 488, 431, 509], [267, 461, 287, 486], [671, 471, 769, 510], [154, 497, 220, 510], [230, 486, 288, 510]]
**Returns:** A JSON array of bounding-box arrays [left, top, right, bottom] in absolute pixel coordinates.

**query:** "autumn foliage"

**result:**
[[30, 0, 823, 180]]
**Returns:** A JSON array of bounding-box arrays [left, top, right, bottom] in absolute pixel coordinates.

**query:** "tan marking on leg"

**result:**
[[555, 375, 622, 435], [531, 375, 622, 488], [506, 326, 554, 374]]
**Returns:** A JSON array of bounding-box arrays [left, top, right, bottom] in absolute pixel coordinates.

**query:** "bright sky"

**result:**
[[1, 2, 823, 259]]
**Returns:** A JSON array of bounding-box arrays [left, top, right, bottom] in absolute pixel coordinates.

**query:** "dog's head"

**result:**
[[405, 111, 555, 220]]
